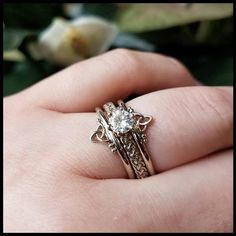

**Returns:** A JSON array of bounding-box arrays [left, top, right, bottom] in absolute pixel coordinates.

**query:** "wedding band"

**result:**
[[90, 100, 155, 179]]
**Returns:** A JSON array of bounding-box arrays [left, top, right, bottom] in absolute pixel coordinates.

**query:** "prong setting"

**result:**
[[90, 101, 155, 179]]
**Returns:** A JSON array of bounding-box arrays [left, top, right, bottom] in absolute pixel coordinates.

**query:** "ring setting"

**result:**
[[108, 107, 135, 134], [91, 100, 155, 179]]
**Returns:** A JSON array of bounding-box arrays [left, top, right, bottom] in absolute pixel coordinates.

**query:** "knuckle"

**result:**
[[196, 87, 233, 133], [101, 48, 142, 90], [110, 48, 142, 72]]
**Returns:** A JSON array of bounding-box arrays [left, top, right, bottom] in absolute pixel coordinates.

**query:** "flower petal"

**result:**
[[34, 17, 118, 66], [72, 16, 118, 56]]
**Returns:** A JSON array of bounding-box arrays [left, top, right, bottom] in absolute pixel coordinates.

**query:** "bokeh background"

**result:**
[[3, 3, 233, 96]]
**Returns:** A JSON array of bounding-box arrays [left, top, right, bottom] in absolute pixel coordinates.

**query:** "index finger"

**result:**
[[18, 49, 199, 112]]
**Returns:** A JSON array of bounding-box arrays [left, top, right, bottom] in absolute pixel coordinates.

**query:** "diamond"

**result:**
[[108, 107, 135, 134]]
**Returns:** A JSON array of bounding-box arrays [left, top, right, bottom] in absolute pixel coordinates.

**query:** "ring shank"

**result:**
[[96, 101, 155, 179], [96, 108, 136, 178]]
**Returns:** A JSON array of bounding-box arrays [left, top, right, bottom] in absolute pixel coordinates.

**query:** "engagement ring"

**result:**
[[91, 100, 155, 179]]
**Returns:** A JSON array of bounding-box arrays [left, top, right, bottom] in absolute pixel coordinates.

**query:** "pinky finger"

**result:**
[[93, 149, 233, 232]]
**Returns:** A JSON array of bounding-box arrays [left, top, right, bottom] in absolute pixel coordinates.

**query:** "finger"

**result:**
[[19, 49, 198, 112], [60, 86, 232, 179], [127, 86, 233, 172], [92, 149, 232, 232]]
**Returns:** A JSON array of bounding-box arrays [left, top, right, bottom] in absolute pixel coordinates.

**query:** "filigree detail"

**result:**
[[90, 124, 109, 143], [134, 114, 152, 133], [120, 133, 150, 178], [137, 115, 152, 126], [91, 101, 154, 179]]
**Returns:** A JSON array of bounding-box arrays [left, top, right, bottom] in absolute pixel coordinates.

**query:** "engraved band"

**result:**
[[91, 100, 155, 179]]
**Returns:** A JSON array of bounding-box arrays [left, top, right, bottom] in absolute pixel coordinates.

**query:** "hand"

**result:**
[[4, 49, 233, 232]]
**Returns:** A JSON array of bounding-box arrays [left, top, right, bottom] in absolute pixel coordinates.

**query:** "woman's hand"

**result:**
[[4, 49, 233, 232]]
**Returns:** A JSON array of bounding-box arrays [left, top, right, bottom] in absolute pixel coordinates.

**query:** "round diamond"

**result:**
[[108, 108, 135, 133]]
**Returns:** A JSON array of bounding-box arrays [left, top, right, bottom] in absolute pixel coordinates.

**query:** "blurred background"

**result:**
[[3, 3, 233, 96]]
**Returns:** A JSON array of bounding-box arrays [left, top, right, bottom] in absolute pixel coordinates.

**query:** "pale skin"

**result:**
[[4, 49, 233, 232]]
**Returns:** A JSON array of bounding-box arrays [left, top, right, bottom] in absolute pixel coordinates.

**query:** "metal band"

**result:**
[[91, 101, 155, 179]]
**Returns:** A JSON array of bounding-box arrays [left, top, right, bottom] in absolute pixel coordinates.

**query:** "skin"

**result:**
[[4, 49, 233, 232]]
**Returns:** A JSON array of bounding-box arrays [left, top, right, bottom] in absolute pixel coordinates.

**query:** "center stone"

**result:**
[[108, 108, 135, 134]]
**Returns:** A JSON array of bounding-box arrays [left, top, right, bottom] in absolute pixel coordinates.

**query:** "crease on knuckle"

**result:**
[[195, 87, 233, 138], [107, 49, 142, 91]]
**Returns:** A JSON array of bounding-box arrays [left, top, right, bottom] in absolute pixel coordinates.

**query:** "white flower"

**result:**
[[29, 16, 118, 66]]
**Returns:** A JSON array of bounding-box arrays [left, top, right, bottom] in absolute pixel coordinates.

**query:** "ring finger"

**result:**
[[59, 86, 232, 179]]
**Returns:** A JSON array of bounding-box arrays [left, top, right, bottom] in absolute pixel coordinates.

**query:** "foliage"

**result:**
[[116, 3, 233, 32]]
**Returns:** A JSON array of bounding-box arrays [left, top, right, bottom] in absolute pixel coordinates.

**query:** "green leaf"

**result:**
[[195, 18, 233, 45], [3, 28, 33, 51], [4, 61, 41, 96], [81, 4, 118, 21], [3, 60, 59, 96], [3, 3, 63, 30], [189, 56, 233, 86], [116, 3, 233, 32], [156, 42, 233, 86], [3, 50, 25, 62]]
